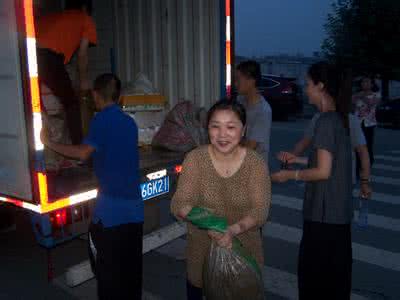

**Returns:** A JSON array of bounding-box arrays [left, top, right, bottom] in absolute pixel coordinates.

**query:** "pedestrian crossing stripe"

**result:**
[[263, 266, 368, 300], [353, 190, 399, 205], [371, 175, 400, 186], [273, 194, 400, 232], [263, 222, 400, 272], [375, 155, 400, 162], [154, 238, 368, 300], [389, 150, 400, 155], [373, 163, 400, 172]]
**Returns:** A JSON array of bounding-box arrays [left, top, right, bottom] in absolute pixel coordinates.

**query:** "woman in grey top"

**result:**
[[271, 62, 353, 300]]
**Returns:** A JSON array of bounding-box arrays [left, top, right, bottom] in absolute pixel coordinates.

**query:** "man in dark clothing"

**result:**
[[41, 74, 144, 299]]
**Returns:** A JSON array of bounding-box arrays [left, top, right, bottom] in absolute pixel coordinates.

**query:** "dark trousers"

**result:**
[[186, 280, 203, 300], [88, 222, 143, 300], [298, 221, 352, 300], [356, 122, 375, 178], [37, 48, 83, 144]]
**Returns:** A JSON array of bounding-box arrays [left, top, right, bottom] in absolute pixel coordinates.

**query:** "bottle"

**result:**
[[358, 197, 369, 228]]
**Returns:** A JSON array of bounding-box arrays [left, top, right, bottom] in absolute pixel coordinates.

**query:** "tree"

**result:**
[[323, 0, 400, 100]]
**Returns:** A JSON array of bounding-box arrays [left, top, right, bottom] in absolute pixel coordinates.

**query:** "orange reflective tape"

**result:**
[[30, 77, 41, 112], [226, 41, 231, 65], [37, 172, 49, 206], [225, 0, 231, 17], [23, 0, 35, 37], [40, 198, 70, 214]]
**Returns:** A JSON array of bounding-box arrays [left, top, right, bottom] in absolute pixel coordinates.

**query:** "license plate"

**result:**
[[140, 176, 169, 201]]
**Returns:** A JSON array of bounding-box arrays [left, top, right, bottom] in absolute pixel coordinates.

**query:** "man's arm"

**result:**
[[244, 108, 272, 151], [48, 142, 94, 161], [78, 38, 90, 92], [41, 129, 94, 161]]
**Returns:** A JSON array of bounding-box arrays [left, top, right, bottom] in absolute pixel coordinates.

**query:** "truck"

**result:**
[[0, 0, 234, 264]]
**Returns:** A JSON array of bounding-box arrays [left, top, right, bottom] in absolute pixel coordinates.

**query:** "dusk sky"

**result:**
[[234, 0, 335, 57]]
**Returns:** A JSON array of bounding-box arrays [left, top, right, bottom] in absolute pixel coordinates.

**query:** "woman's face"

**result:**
[[235, 70, 254, 95], [361, 78, 372, 92], [208, 109, 244, 155], [305, 76, 322, 106]]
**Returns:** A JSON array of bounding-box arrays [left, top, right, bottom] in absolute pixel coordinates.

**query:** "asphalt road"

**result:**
[[0, 119, 399, 300]]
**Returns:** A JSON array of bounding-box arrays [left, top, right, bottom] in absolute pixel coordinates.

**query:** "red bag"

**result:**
[[152, 101, 207, 152]]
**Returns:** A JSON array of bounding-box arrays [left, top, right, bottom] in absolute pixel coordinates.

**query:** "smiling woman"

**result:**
[[170, 99, 272, 300]]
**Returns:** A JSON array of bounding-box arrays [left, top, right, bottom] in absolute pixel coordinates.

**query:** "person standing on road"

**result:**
[[41, 74, 143, 300], [171, 99, 271, 300], [279, 111, 372, 197], [352, 76, 381, 169], [271, 62, 354, 300], [235, 60, 272, 164], [36, 0, 97, 144]]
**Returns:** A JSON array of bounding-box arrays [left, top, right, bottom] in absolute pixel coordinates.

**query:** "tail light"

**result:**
[[50, 209, 67, 227], [174, 165, 183, 174]]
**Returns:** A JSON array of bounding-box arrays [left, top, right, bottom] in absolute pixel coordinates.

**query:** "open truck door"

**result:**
[[0, 0, 33, 202]]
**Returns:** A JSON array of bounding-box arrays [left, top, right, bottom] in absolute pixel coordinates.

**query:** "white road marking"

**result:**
[[375, 155, 400, 162], [390, 150, 400, 155], [353, 190, 398, 205], [272, 126, 304, 133], [263, 266, 368, 300], [273, 194, 400, 232], [371, 175, 400, 186], [373, 163, 400, 172], [153, 237, 368, 299], [264, 222, 400, 272]]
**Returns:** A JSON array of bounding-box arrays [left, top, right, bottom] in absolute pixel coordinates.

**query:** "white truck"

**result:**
[[0, 0, 234, 261]]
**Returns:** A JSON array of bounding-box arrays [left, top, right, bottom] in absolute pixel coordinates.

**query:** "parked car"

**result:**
[[259, 75, 302, 120], [376, 98, 400, 128]]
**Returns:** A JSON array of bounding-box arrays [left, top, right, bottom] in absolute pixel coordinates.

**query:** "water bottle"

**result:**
[[358, 197, 369, 227]]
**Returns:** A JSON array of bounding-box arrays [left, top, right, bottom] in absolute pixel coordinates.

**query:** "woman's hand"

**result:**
[[271, 170, 293, 183], [276, 151, 297, 164], [177, 205, 193, 220], [360, 182, 372, 199], [208, 230, 233, 249]]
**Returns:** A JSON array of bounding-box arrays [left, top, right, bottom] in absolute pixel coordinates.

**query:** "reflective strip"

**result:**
[[23, 0, 35, 38], [226, 63, 232, 87], [33, 113, 44, 151], [0, 196, 41, 213], [26, 38, 38, 77], [69, 189, 98, 205], [226, 16, 231, 41], [225, 1, 232, 94]]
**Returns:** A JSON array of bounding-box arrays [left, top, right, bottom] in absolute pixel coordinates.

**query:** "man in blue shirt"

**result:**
[[41, 73, 143, 299]]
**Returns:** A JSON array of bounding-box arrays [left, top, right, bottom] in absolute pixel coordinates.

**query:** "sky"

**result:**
[[234, 0, 335, 57]]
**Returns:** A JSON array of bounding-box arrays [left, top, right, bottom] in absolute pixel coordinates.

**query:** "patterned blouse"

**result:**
[[171, 146, 271, 288], [352, 92, 381, 127]]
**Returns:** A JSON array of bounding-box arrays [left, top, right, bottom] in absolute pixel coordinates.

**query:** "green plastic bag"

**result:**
[[187, 207, 264, 300]]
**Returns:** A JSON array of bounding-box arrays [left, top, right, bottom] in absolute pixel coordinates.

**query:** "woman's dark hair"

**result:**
[[359, 76, 379, 93], [93, 73, 121, 103], [307, 61, 352, 132], [207, 98, 246, 127], [236, 60, 262, 87], [65, 0, 92, 15]]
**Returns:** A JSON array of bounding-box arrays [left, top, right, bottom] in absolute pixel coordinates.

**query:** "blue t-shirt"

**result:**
[[83, 104, 144, 227]]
